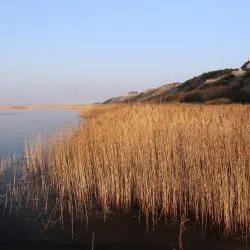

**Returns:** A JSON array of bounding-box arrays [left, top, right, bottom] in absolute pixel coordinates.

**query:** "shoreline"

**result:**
[[0, 104, 93, 111]]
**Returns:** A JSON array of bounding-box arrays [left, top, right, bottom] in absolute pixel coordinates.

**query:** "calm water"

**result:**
[[0, 109, 79, 156]]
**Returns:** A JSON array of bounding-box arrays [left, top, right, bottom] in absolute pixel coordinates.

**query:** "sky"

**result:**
[[1, 0, 249, 104]]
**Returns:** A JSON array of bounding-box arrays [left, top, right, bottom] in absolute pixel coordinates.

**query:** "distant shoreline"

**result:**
[[0, 104, 90, 111]]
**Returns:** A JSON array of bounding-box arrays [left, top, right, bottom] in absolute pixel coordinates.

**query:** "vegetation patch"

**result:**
[[6, 103, 247, 240]]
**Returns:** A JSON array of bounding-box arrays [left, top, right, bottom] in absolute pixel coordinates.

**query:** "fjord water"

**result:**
[[0, 109, 79, 156]]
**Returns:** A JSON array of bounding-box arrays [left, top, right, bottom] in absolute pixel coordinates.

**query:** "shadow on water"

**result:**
[[0, 203, 249, 250]]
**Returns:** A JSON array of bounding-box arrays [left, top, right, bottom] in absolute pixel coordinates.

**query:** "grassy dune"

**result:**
[[23, 103, 250, 236]]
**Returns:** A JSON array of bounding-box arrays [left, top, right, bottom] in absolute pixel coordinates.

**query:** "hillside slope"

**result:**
[[104, 62, 250, 104], [104, 83, 180, 104]]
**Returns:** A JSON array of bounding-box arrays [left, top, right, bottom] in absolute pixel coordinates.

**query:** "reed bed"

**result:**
[[22, 104, 250, 236]]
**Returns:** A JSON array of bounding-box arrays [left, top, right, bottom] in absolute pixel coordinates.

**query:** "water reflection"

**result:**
[[0, 112, 16, 116], [0, 109, 79, 156]]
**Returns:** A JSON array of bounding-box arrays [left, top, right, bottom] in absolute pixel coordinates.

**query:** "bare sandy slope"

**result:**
[[104, 65, 250, 104]]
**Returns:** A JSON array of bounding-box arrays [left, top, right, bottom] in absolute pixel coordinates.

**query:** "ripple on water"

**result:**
[[0, 112, 16, 116]]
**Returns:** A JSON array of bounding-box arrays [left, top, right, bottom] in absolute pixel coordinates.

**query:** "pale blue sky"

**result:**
[[1, 0, 249, 104]]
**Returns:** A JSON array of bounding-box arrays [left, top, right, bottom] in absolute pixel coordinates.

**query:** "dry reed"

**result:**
[[21, 104, 250, 237]]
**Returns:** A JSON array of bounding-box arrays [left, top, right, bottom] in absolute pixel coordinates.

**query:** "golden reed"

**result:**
[[24, 104, 250, 236]]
